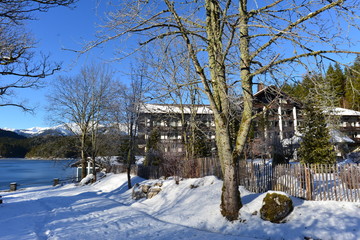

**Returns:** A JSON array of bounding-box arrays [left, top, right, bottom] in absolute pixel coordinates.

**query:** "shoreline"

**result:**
[[0, 157, 77, 161]]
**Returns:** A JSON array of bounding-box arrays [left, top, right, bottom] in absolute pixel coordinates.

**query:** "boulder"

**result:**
[[141, 184, 152, 193], [147, 186, 161, 199], [132, 183, 146, 200], [154, 181, 163, 187], [260, 192, 293, 223], [132, 182, 163, 200]]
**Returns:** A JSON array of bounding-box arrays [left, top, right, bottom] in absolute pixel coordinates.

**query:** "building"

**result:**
[[137, 104, 215, 156], [331, 107, 360, 146], [138, 86, 360, 160]]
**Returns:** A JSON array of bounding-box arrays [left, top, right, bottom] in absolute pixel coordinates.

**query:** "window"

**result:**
[[269, 132, 274, 139], [169, 133, 178, 140], [283, 121, 288, 127]]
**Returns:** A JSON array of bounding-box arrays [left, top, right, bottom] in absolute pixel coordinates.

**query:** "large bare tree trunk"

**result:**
[[205, 0, 244, 221]]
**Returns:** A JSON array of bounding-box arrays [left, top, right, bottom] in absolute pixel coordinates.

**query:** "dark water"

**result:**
[[0, 158, 76, 190]]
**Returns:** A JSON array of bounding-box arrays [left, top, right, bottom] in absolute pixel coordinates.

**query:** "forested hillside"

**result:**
[[283, 57, 360, 110], [0, 129, 125, 159], [0, 131, 80, 158]]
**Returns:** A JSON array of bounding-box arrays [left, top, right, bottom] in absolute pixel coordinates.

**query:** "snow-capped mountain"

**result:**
[[3, 123, 127, 138], [3, 125, 76, 138]]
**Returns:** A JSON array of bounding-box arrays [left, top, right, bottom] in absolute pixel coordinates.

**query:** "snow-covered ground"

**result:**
[[0, 173, 359, 240]]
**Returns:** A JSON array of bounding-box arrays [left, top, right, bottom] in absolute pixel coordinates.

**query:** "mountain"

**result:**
[[3, 123, 127, 138], [0, 129, 26, 139], [3, 125, 75, 138]]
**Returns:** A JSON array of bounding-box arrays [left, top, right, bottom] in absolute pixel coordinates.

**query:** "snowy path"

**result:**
[[1, 173, 360, 240], [0, 175, 254, 240]]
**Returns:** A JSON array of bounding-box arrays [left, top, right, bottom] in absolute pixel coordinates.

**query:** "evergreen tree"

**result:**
[[345, 56, 360, 111], [298, 102, 336, 164], [326, 63, 347, 108], [144, 128, 162, 166]]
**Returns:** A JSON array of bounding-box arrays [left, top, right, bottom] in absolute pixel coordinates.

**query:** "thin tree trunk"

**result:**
[[81, 132, 87, 179]]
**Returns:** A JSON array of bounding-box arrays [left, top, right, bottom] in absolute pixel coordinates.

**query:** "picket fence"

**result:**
[[134, 158, 360, 202]]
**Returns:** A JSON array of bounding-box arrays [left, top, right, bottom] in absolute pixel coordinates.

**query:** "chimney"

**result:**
[[257, 82, 265, 92]]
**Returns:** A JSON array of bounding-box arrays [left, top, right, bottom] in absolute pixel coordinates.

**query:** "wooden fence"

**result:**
[[112, 158, 360, 202]]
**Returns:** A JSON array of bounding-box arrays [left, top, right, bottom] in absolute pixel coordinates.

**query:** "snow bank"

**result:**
[[0, 173, 359, 240]]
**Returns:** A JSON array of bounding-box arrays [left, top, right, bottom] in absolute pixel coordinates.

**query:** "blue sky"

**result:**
[[0, 0, 128, 130], [0, 1, 359, 130]]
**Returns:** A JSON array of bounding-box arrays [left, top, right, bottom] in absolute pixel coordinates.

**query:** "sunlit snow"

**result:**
[[0, 173, 359, 240]]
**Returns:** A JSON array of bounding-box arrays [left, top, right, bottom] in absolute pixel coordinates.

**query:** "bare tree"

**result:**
[[47, 64, 117, 180], [0, 0, 76, 111], [123, 67, 148, 189], [83, 0, 360, 221], [146, 43, 210, 161]]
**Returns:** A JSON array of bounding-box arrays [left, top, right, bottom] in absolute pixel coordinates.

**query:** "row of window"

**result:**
[[254, 107, 297, 116], [341, 122, 360, 128], [145, 118, 215, 128], [254, 120, 301, 128], [254, 131, 294, 139], [144, 133, 216, 141], [348, 132, 360, 139]]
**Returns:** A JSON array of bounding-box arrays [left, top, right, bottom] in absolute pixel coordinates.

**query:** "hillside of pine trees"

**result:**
[[283, 56, 360, 110]]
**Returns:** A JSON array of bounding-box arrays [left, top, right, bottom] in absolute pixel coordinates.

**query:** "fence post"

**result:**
[[10, 182, 17, 191], [305, 166, 313, 200], [53, 178, 60, 186]]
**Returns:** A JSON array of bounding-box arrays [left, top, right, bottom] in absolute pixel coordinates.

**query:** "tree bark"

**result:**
[[81, 131, 87, 179]]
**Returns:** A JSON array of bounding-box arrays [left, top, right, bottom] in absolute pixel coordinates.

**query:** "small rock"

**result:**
[[147, 187, 161, 199], [132, 183, 146, 200], [141, 184, 151, 193], [154, 181, 163, 187]]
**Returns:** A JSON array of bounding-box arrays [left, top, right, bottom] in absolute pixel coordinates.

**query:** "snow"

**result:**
[[325, 107, 360, 116], [4, 124, 75, 137], [330, 129, 355, 143], [79, 174, 95, 186], [1, 173, 359, 240]]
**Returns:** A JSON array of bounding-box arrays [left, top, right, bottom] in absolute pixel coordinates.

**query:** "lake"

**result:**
[[0, 158, 77, 191]]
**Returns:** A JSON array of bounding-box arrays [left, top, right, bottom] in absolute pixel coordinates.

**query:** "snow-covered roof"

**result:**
[[281, 129, 355, 145], [330, 129, 355, 143], [140, 103, 213, 115], [325, 107, 360, 116]]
